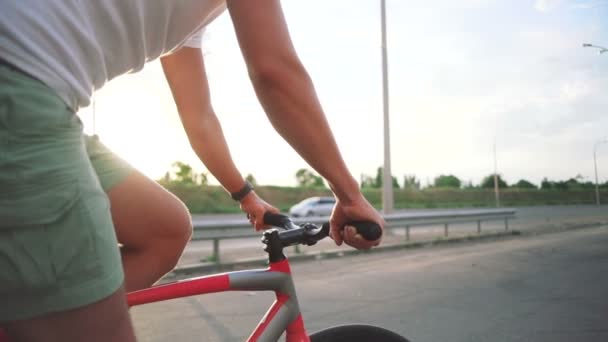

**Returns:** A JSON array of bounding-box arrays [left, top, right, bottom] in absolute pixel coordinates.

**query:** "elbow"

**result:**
[[247, 55, 309, 90]]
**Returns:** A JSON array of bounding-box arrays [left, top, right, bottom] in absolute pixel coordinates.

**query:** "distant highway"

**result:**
[[177, 205, 608, 265], [190, 205, 608, 226]]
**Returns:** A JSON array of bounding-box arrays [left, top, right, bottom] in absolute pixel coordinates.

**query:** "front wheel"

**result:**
[[309, 324, 410, 342]]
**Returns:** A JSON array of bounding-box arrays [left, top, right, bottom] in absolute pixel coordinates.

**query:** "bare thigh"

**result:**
[[4, 287, 136, 342]]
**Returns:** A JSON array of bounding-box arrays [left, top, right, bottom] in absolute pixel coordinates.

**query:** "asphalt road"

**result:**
[[131, 225, 608, 342]]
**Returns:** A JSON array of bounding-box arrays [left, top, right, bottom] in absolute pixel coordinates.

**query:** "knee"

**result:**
[[166, 199, 193, 248], [153, 199, 192, 271]]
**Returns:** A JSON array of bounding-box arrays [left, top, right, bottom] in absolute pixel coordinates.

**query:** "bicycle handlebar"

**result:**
[[262, 212, 382, 248]]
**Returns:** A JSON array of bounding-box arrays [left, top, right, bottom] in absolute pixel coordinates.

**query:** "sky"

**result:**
[[79, 0, 608, 188]]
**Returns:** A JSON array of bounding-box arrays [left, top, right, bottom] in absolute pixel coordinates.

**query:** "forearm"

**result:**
[[183, 112, 245, 194], [160, 49, 245, 194], [251, 64, 359, 202]]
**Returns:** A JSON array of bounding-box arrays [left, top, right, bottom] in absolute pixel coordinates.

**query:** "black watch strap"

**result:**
[[231, 181, 254, 201]]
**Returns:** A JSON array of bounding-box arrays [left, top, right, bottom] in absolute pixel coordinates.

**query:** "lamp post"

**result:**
[[593, 139, 607, 206], [582, 43, 608, 54], [493, 140, 500, 207], [380, 0, 393, 213], [583, 43, 606, 205]]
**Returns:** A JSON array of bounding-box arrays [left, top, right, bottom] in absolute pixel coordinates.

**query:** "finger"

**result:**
[[329, 222, 343, 246], [254, 217, 268, 231], [343, 225, 357, 243], [255, 220, 263, 231], [344, 226, 375, 250]]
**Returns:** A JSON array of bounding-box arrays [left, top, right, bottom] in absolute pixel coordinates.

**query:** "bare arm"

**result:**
[[227, 0, 384, 248], [226, 0, 360, 203], [161, 48, 278, 230], [161, 47, 278, 229], [160, 47, 244, 194]]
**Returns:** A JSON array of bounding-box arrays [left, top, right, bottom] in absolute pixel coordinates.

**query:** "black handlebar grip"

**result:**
[[263, 212, 292, 229], [346, 221, 382, 241]]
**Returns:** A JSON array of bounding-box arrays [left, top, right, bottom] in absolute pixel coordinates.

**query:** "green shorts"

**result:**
[[0, 64, 134, 322]]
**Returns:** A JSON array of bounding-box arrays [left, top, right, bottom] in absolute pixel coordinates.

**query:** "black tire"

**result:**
[[309, 324, 410, 342]]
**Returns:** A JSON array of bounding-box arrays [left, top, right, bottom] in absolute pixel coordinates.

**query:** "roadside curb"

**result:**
[[168, 230, 522, 278]]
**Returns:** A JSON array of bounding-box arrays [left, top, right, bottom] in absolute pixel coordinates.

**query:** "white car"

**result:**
[[289, 196, 336, 217]]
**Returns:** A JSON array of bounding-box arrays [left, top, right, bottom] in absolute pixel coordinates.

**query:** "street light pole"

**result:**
[[493, 140, 500, 207], [593, 140, 607, 206], [583, 44, 606, 205], [380, 0, 393, 213], [582, 43, 608, 54]]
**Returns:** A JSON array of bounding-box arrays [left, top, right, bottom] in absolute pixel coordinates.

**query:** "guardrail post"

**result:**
[[477, 220, 481, 234], [213, 239, 220, 264], [504, 217, 509, 231], [405, 226, 410, 241], [444, 223, 448, 237]]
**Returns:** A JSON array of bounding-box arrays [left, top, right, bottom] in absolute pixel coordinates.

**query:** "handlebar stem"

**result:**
[[263, 229, 287, 263]]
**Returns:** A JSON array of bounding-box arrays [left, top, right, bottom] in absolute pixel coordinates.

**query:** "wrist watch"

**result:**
[[231, 181, 254, 201]]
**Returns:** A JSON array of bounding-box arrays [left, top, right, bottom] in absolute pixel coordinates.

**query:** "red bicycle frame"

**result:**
[[128, 258, 310, 342]]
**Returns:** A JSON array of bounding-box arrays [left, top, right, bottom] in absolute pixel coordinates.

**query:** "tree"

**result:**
[[513, 179, 537, 189], [462, 180, 476, 189], [360, 174, 376, 189], [541, 177, 553, 190], [433, 174, 461, 188], [480, 174, 508, 189], [403, 174, 421, 190], [198, 172, 209, 186], [245, 174, 258, 186], [295, 168, 325, 188], [374, 167, 400, 189], [541, 176, 594, 191], [172, 161, 196, 184], [161, 162, 208, 186]]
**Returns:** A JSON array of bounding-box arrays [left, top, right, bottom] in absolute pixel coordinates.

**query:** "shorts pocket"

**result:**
[[0, 225, 59, 295], [0, 190, 108, 296], [49, 191, 108, 287], [0, 182, 80, 229]]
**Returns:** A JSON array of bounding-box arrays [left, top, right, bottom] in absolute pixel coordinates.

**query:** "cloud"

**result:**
[[535, 0, 608, 11], [571, 0, 608, 9], [535, 0, 563, 11]]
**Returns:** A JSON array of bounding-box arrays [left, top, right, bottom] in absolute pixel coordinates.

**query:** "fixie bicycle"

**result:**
[[0, 213, 409, 342], [129, 212, 409, 341]]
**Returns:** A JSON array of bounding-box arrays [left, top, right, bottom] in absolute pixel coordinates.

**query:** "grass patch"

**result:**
[[159, 183, 607, 214], [202, 255, 219, 263]]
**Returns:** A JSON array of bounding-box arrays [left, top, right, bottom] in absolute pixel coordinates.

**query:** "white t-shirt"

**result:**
[[0, 0, 226, 110]]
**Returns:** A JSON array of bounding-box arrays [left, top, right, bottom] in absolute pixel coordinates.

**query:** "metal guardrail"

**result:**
[[191, 208, 517, 263]]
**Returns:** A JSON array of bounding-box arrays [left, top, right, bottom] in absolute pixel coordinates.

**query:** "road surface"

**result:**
[[132, 225, 608, 342]]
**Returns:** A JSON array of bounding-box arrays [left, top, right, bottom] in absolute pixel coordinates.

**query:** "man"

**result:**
[[0, 1, 385, 341]]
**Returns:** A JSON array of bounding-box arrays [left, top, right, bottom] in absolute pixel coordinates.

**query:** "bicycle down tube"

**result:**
[[127, 258, 307, 342]]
